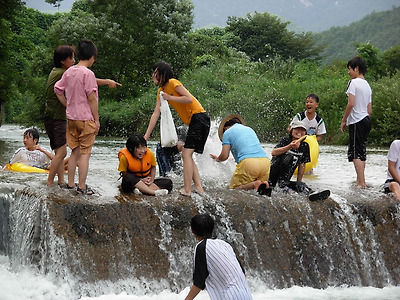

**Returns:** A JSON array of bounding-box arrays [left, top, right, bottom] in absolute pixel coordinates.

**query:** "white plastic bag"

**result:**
[[160, 91, 178, 147]]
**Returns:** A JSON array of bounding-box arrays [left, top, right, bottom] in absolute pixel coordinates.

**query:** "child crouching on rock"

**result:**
[[118, 134, 172, 196]]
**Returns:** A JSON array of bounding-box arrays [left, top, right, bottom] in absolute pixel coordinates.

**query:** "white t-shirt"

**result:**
[[387, 140, 400, 181], [9, 147, 51, 169], [290, 111, 326, 136], [345, 77, 372, 125]]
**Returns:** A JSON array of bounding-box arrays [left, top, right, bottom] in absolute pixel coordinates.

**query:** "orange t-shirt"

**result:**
[[158, 78, 205, 125]]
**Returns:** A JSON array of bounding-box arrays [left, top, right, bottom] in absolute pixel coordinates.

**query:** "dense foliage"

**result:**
[[1, 2, 400, 147]]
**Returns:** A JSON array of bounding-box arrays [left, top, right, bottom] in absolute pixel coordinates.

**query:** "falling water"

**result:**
[[0, 124, 400, 300]]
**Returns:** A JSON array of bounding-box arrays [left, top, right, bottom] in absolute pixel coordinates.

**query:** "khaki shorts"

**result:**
[[67, 119, 96, 154], [230, 157, 271, 189]]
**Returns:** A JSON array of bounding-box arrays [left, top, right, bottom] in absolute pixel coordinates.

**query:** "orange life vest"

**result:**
[[118, 148, 153, 178]]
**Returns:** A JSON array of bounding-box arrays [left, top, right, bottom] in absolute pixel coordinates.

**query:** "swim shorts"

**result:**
[[348, 116, 371, 162], [229, 157, 271, 189], [44, 117, 67, 150], [66, 119, 96, 154], [184, 112, 210, 154]]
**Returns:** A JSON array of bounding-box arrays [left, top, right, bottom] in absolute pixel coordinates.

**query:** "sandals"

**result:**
[[76, 185, 95, 196], [308, 190, 330, 201]]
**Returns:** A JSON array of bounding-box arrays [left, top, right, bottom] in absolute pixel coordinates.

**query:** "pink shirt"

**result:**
[[54, 65, 98, 121]]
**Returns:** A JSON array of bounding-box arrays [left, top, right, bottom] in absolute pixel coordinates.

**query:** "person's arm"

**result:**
[[316, 134, 323, 142], [210, 145, 231, 162], [272, 140, 299, 156], [96, 78, 122, 88], [297, 163, 306, 182], [142, 165, 156, 186], [388, 160, 400, 183], [144, 100, 161, 141], [367, 101, 372, 116], [56, 93, 67, 107], [184, 285, 202, 300], [340, 93, 355, 133], [88, 91, 100, 135], [34, 145, 54, 160], [162, 85, 193, 104]]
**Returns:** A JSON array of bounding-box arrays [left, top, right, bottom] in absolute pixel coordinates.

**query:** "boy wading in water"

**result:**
[[340, 56, 372, 188]]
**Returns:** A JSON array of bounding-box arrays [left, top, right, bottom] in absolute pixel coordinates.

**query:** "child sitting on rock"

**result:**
[[118, 134, 172, 196]]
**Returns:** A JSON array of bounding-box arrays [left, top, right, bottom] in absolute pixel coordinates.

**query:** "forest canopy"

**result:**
[[1, 0, 400, 146]]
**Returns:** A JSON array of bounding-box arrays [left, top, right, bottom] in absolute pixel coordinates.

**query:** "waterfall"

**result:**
[[1, 185, 399, 299]]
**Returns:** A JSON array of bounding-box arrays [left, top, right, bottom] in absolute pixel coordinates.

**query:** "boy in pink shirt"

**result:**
[[54, 39, 99, 195]]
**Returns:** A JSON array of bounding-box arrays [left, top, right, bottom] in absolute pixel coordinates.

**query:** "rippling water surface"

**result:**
[[0, 124, 398, 300]]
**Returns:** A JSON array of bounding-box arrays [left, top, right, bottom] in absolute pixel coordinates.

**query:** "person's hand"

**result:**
[[95, 120, 100, 135], [107, 80, 122, 88], [340, 120, 347, 133], [290, 140, 300, 150], [141, 176, 153, 185], [210, 154, 219, 161]]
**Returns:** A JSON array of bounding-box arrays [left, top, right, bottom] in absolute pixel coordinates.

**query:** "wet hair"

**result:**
[[53, 45, 75, 68], [306, 93, 319, 103], [347, 56, 367, 75], [126, 134, 147, 155], [24, 128, 40, 144], [77, 39, 98, 61], [153, 61, 174, 87], [191, 213, 214, 238], [224, 117, 242, 129]]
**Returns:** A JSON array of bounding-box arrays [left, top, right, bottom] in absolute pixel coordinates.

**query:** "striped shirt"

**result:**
[[193, 238, 252, 300]]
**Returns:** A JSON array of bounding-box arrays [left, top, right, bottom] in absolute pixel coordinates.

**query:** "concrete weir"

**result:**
[[0, 186, 400, 296]]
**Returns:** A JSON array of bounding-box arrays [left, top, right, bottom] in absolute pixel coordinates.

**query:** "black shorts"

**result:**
[[184, 112, 210, 154], [44, 117, 67, 150], [121, 172, 173, 194], [348, 116, 371, 162]]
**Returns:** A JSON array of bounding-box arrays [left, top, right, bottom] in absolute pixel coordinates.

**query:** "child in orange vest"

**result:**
[[118, 134, 172, 196]]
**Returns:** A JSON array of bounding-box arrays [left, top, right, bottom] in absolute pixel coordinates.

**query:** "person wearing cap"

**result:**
[[269, 120, 330, 201], [210, 114, 271, 195]]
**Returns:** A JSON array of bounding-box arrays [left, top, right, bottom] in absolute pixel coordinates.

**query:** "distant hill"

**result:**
[[315, 6, 400, 65], [26, 0, 400, 33], [191, 0, 400, 32]]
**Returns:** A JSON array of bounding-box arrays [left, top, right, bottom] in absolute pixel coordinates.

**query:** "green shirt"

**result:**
[[45, 67, 66, 120]]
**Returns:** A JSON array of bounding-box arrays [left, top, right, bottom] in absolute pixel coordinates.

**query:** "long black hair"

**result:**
[[153, 61, 174, 87]]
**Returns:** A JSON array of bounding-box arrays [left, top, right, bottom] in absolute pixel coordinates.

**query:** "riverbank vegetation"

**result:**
[[1, 0, 400, 146]]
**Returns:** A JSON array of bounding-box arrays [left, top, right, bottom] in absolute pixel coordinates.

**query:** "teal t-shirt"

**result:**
[[222, 123, 267, 163]]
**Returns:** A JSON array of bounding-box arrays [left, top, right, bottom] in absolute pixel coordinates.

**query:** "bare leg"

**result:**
[[389, 182, 400, 201], [47, 144, 67, 186], [182, 148, 204, 195], [68, 147, 80, 188], [353, 158, 366, 188], [235, 180, 264, 191], [77, 153, 91, 190], [135, 181, 160, 195]]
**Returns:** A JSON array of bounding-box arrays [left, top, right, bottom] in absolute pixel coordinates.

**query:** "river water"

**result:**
[[0, 124, 399, 300]]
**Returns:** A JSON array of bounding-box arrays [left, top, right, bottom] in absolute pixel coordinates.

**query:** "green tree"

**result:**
[[382, 44, 400, 76], [45, 0, 63, 9], [225, 12, 321, 62], [0, 0, 23, 125], [48, 0, 194, 98], [356, 42, 385, 80]]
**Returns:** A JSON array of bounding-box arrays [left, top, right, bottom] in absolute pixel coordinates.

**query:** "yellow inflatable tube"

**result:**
[[294, 135, 319, 174], [6, 163, 49, 173]]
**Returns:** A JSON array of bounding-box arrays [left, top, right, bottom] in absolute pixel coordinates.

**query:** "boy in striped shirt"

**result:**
[[185, 214, 252, 300]]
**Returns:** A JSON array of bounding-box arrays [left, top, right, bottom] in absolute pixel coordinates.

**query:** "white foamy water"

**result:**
[[0, 124, 398, 300]]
